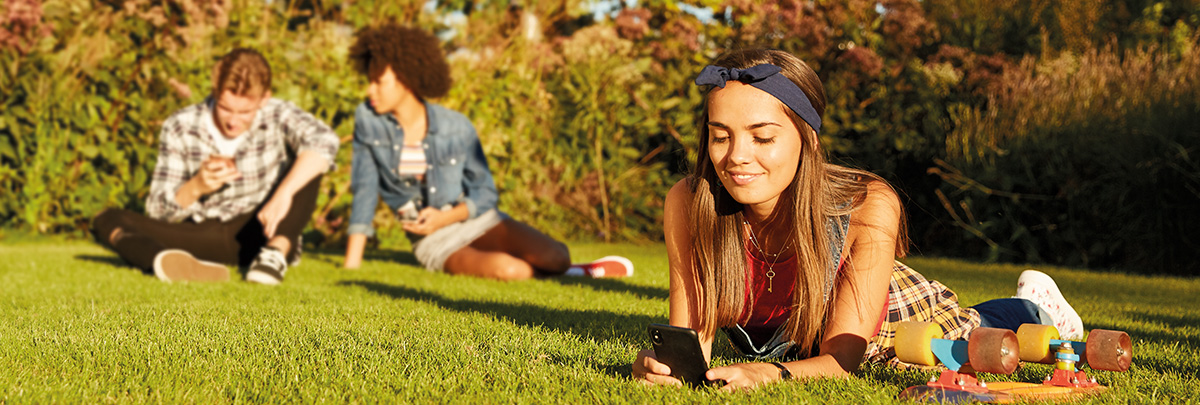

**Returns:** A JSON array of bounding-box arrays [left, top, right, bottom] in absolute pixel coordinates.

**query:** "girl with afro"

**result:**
[[342, 24, 632, 280]]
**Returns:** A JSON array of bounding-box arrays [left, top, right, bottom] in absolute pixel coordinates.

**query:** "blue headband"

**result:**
[[694, 64, 822, 134]]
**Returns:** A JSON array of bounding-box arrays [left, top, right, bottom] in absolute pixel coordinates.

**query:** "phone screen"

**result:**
[[648, 324, 710, 387]]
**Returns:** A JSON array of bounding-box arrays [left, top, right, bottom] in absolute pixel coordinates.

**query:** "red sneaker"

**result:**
[[568, 256, 634, 278]]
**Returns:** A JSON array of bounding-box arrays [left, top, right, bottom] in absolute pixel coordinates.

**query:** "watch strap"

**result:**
[[770, 361, 793, 380]]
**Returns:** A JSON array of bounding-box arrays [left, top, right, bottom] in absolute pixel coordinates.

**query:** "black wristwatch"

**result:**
[[770, 362, 793, 380]]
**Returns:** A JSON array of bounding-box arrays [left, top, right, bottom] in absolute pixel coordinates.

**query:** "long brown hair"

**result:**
[[687, 49, 908, 356]]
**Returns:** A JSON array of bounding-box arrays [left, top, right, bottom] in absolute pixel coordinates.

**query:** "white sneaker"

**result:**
[[153, 249, 229, 283], [1014, 270, 1084, 340], [246, 247, 288, 286]]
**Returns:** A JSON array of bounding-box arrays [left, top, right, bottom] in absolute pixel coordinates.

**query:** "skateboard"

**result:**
[[894, 322, 1132, 403]]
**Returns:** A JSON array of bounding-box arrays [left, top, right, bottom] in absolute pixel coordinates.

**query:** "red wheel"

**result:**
[[968, 327, 1020, 374], [1086, 329, 1133, 371]]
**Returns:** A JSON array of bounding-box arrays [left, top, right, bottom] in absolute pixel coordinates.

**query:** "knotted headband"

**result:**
[[695, 64, 822, 134]]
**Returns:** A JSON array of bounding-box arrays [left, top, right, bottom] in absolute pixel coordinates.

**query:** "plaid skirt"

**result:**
[[863, 261, 982, 367]]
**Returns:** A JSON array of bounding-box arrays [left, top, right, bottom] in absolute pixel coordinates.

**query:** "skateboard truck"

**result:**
[[1042, 341, 1102, 388], [926, 369, 990, 393], [917, 331, 1017, 393]]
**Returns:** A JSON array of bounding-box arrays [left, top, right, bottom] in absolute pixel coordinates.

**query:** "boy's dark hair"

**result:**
[[349, 23, 451, 99]]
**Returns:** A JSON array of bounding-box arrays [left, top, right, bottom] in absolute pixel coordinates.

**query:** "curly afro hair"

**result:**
[[349, 23, 452, 99]]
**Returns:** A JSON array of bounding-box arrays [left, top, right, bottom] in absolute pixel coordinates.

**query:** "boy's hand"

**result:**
[[194, 155, 241, 195]]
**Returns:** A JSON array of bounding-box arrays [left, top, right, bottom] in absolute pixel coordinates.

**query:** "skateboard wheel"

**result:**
[[895, 321, 942, 366], [1085, 329, 1133, 371], [968, 327, 1020, 374], [1017, 324, 1060, 364]]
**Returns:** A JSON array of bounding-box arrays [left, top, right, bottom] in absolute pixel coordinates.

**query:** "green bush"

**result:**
[[937, 44, 1200, 273], [3, 0, 1198, 275]]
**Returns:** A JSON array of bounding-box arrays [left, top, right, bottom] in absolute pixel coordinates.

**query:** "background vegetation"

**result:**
[[2, 241, 1198, 402], [1, 0, 1197, 275]]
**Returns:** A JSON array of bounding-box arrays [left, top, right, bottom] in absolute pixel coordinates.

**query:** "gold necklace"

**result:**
[[744, 220, 792, 293]]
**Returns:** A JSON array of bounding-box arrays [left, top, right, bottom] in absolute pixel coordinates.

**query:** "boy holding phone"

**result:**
[[91, 48, 339, 285]]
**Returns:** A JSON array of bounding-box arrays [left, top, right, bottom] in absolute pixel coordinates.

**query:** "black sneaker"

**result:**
[[246, 247, 287, 285]]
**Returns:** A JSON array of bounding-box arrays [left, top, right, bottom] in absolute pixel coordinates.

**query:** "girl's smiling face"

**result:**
[[706, 81, 804, 216]]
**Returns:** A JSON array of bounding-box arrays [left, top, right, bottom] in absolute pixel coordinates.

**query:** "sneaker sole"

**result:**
[[245, 269, 283, 285], [153, 250, 229, 283]]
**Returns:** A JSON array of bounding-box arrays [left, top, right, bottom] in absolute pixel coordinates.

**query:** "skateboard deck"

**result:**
[[898, 382, 1106, 403]]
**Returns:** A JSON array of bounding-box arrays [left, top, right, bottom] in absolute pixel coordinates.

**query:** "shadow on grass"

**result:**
[[545, 276, 668, 301], [341, 280, 662, 378], [74, 253, 154, 275], [342, 280, 662, 342], [300, 247, 421, 267], [74, 253, 128, 268]]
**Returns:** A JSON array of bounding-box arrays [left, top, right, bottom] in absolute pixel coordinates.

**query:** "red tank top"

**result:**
[[738, 246, 888, 347], [739, 248, 798, 344]]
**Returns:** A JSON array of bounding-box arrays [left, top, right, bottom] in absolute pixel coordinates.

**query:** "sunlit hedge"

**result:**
[[2, 0, 1197, 274]]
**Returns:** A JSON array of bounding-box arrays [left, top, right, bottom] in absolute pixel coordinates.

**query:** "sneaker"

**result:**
[[565, 256, 634, 278], [153, 249, 229, 283], [246, 247, 288, 285], [1014, 269, 1084, 340]]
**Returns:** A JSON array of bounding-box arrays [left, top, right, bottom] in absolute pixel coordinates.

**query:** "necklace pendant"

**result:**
[[766, 269, 776, 293]]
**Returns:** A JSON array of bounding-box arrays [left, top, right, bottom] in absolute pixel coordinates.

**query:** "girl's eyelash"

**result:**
[[754, 137, 775, 144], [712, 136, 729, 143]]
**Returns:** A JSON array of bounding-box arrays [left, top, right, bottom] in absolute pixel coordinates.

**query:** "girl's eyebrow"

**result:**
[[707, 121, 783, 130]]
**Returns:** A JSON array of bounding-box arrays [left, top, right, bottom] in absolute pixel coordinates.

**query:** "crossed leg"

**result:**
[[442, 218, 570, 281]]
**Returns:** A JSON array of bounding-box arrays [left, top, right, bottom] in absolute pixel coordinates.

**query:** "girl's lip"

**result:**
[[727, 172, 761, 186]]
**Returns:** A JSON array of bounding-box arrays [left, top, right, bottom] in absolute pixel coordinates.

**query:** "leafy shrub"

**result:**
[[938, 43, 1200, 274], [2, 0, 1198, 277]]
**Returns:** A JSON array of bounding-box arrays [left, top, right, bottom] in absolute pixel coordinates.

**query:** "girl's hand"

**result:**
[[706, 362, 782, 392], [632, 349, 684, 386], [402, 207, 450, 235]]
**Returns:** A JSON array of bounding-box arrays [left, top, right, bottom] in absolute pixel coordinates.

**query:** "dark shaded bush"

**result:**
[[937, 44, 1200, 274]]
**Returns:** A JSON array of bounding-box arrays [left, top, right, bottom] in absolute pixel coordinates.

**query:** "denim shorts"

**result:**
[[411, 208, 507, 271]]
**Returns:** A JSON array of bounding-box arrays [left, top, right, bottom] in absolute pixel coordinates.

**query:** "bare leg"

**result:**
[[266, 235, 291, 256], [443, 246, 535, 281], [467, 218, 571, 274]]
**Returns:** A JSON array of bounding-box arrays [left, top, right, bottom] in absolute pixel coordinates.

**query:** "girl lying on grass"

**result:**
[[341, 24, 631, 280], [632, 49, 1084, 390]]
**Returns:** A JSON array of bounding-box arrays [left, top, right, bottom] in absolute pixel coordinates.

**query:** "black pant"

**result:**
[[91, 177, 321, 271]]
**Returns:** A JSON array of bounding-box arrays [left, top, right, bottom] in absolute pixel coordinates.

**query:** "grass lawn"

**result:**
[[1, 241, 1198, 403]]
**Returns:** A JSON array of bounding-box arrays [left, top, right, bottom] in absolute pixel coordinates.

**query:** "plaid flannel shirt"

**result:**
[[146, 97, 339, 223], [863, 261, 982, 367]]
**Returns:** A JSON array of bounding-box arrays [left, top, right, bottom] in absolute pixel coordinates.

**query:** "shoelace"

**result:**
[[258, 249, 287, 273]]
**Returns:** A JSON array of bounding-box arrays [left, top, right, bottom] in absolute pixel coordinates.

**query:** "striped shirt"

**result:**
[[146, 97, 340, 223], [397, 144, 427, 178]]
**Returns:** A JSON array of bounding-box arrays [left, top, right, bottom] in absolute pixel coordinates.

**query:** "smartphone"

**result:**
[[648, 323, 710, 387], [206, 155, 236, 171], [396, 200, 420, 223]]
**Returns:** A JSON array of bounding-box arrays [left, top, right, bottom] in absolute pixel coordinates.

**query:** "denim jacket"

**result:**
[[347, 101, 498, 237]]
